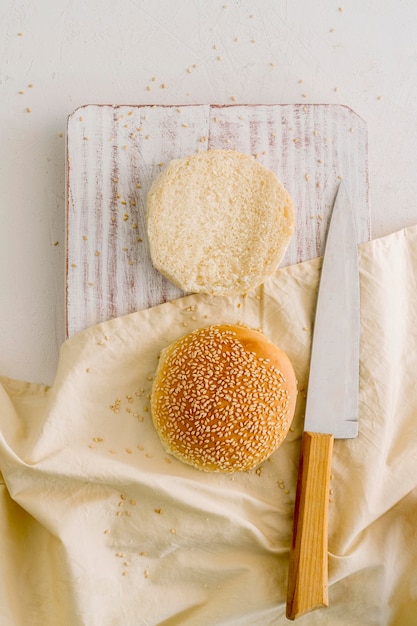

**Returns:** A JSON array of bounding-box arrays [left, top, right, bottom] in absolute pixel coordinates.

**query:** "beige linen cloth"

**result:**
[[1, 225, 417, 626]]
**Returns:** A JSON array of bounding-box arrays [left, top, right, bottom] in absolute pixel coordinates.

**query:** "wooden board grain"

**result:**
[[66, 104, 369, 338]]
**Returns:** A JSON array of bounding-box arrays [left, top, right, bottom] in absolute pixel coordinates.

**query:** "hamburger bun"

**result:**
[[146, 149, 294, 296], [151, 324, 297, 472]]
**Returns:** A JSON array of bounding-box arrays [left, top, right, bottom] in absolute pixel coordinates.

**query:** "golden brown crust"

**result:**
[[151, 324, 297, 472]]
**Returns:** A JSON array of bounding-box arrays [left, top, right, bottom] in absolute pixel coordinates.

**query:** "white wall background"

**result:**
[[2, 0, 417, 385]]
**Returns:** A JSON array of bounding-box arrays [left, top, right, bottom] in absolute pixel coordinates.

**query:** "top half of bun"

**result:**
[[151, 324, 298, 473]]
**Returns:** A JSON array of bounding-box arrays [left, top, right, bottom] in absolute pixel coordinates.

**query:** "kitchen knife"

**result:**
[[286, 182, 360, 620]]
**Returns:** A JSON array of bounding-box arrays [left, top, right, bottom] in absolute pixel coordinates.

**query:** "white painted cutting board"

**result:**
[[66, 104, 369, 338]]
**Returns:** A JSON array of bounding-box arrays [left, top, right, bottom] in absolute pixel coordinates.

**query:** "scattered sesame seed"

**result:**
[[26, 107, 31, 113]]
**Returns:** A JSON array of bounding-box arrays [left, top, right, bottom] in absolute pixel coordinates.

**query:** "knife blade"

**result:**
[[286, 181, 360, 620]]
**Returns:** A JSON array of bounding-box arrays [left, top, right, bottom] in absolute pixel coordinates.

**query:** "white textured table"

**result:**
[[2, 0, 417, 385]]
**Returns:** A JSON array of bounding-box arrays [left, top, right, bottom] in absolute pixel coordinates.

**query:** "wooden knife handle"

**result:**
[[286, 431, 334, 620]]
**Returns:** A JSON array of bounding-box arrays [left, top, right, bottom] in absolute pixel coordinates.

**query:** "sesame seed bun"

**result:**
[[146, 149, 294, 295], [151, 324, 298, 472]]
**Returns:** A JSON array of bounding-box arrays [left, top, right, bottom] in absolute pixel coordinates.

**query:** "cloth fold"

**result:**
[[1, 226, 417, 625]]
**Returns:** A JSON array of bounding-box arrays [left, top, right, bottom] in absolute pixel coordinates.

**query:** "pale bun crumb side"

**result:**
[[146, 149, 295, 296], [151, 324, 298, 473]]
